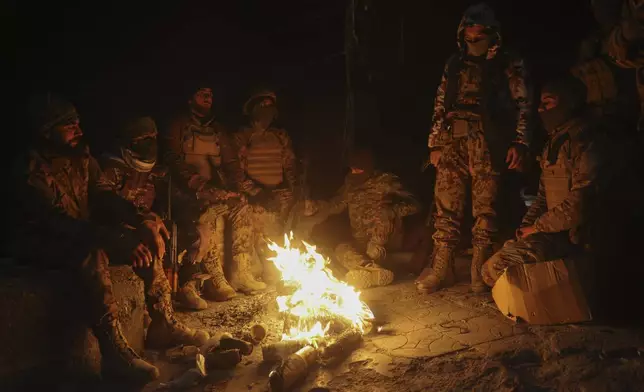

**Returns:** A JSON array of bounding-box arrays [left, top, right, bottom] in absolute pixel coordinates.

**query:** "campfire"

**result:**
[[262, 233, 375, 390]]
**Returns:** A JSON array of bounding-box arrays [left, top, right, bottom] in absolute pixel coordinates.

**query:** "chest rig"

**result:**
[[181, 118, 222, 182], [540, 130, 573, 210]]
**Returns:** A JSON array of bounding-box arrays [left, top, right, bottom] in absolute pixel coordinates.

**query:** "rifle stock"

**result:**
[[164, 173, 179, 295]]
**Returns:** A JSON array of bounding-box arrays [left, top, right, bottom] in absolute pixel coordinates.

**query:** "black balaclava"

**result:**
[[120, 117, 158, 172], [539, 76, 588, 134], [348, 147, 376, 185]]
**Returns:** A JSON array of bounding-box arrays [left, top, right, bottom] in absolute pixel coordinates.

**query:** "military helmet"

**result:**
[[28, 92, 78, 133], [243, 90, 277, 116]]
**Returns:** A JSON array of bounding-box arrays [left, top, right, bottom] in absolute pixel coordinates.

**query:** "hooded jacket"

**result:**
[[428, 3, 533, 163]]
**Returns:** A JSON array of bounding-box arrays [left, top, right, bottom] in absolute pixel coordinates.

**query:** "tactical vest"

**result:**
[[443, 52, 517, 168], [244, 130, 284, 187], [540, 132, 573, 210], [181, 129, 221, 182]]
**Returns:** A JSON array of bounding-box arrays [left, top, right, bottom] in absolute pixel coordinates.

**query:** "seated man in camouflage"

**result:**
[[165, 85, 265, 299], [100, 116, 211, 310], [309, 147, 421, 289], [482, 77, 601, 286], [15, 94, 210, 384]]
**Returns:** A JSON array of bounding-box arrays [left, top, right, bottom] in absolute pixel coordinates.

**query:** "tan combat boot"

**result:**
[[471, 246, 493, 293], [176, 280, 209, 310], [415, 246, 456, 293], [344, 263, 395, 289], [93, 313, 160, 383], [146, 293, 210, 350], [230, 253, 267, 293], [202, 254, 238, 302]]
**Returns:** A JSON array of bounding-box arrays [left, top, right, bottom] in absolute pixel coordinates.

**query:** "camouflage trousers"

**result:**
[[336, 209, 404, 270], [433, 131, 500, 249], [481, 232, 579, 287], [188, 202, 254, 281]]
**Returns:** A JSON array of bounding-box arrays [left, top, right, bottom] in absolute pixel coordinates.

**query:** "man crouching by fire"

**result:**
[[13, 94, 210, 384], [307, 146, 422, 289]]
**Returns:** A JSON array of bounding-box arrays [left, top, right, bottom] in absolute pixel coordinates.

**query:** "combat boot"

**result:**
[[93, 313, 160, 383], [344, 262, 395, 289], [415, 246, 456, 293], [146, 293, 210, 350], [471, 246, 493, 293], [335, 243, 369, 271], [230, 253, 267, 293], [176, 280, 209, 310], [202, 255, 237, 302]]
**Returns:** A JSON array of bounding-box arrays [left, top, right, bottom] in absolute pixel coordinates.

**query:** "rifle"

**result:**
[[164, 173, 179, 295]]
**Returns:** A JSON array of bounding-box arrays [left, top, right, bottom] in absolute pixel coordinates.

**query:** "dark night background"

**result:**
[[9, 0, 608, 273], [11, 0, 595, 192], [8, 0, 644, 323]]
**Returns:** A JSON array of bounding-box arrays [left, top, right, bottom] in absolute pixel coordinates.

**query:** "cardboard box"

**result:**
[[492, 258, 592, 325]]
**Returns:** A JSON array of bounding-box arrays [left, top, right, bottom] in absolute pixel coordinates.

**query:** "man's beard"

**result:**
[[64, 139, 88, 156]]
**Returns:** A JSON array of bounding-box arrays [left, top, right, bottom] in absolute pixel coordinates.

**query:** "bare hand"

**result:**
[[131, 243, 153, 268], [430, 150, 442, 167], [139, 219, 170, 260], [506, 145, 524, 170]]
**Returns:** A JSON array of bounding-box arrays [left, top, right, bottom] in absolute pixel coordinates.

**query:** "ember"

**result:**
[[267, 233, 374, 346]]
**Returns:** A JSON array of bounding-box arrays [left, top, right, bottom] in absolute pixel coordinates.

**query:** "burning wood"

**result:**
[[262, 339, 308, 362], [261, 234, 374, 389], [267, 233, 374, 345], [268, 345, 319, 392], [319, 328, 363, 366]]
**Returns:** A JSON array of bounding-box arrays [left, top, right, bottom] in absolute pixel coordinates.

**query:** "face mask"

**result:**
[[539, 105, 572, 134], [121, 140, 157, 172], [465, 39, 490, 56], [252, 107, 277, 128]]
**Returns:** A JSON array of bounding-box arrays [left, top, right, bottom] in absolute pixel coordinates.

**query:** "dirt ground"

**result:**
[[129, 254, 644, 392]]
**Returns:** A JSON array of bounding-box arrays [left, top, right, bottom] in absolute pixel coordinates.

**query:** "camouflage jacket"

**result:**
[[15, 145, 154, 256], [99, 153, 168, 214], [428, 7, 532, 150], [521, 118, 601, 242], [327, 171, 420, 236], [233, 126, 298, 195], [164, 112, 247, 201]]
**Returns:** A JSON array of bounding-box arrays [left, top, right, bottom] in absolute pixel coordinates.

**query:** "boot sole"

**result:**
[[345, 268, 394, 289]]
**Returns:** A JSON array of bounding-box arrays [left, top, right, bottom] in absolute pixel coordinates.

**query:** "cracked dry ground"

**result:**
[[141, 263, 644, 392]]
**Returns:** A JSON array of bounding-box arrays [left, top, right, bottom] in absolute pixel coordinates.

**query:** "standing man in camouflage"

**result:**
[[416, 3, 533, 293], [100, 116, 210, 310], [234, 90, 299, 283], [165, 85, 265, 298], [309, 147, 421, 289], [15, 94, 210, 384], [482, 77, 601, 286]]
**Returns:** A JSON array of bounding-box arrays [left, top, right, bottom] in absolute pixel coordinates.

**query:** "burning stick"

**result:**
[[319, 329, 363, 366], [268, 345, 319, 392]]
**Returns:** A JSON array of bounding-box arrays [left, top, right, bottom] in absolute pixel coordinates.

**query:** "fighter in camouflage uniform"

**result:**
[[100, 117, 211, 310], [481, 77, 602, 286], [234, 90, 299, 283], [416, 3, 534, 294], [14, 95, 209, 384], [165, 85, 265, 299], [310, 148, 421, 289]]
